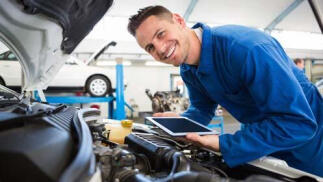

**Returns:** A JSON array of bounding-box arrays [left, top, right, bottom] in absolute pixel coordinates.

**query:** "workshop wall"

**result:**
[[122, 65, 180, 112]]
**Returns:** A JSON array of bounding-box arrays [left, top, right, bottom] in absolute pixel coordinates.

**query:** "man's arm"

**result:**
[[153, 112, 179, 117], [180, 73, 217, 125], [219, 43, 317, 167]]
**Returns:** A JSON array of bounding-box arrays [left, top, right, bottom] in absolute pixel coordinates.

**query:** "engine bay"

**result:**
[[0, 89, 320, 182]]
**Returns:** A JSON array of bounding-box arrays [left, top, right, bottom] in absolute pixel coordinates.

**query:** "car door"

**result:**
[[0, 51, 22, 86]]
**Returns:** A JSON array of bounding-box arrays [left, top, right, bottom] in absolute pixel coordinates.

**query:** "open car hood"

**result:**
[[0, 0, 113, 91], [85, 41, 117, 65]]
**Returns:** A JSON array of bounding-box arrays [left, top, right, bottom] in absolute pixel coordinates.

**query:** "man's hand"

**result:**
[[186, 133, 220, 152], [153, 112, 179, 117]]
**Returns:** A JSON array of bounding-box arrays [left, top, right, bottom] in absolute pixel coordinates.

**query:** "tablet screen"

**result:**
[[146, 117, 218, 136], [152, 118, 211, 133]]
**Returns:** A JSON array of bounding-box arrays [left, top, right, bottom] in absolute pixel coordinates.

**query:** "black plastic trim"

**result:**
[[59, 108, 98, 182]]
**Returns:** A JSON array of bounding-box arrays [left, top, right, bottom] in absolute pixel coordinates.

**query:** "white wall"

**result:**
[[0, 42, 9, 53], [122, 65, 180, 112], [285, 48, 323, 59], [74, 39, 323, 62]]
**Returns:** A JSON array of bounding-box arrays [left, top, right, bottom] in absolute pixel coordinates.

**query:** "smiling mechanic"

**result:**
[[127, 5, 323, 176]]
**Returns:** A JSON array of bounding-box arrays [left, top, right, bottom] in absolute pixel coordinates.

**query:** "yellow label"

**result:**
[[121, 119, 133, 127]]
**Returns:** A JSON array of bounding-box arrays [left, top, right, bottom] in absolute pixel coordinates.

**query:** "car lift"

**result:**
[[35, 60, 127, 120], [207, 115, 224, 135]]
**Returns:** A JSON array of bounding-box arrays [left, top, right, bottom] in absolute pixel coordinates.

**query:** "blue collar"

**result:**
[[181, 23, 214, 75]]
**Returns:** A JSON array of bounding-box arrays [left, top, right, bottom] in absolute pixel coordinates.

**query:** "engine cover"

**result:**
[[0, 105, 77, 182]]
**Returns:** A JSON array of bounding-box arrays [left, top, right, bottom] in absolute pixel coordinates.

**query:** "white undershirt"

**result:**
[[193, 27, 203, 43]]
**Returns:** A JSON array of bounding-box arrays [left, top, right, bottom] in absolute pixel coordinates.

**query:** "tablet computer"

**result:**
[[145, 117, 218, 136]]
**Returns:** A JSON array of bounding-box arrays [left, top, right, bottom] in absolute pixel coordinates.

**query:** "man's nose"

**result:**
[[154, 41, 166, 58]]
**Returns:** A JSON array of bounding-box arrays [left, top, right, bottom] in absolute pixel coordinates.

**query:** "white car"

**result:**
[[0, 45, 116, 97]]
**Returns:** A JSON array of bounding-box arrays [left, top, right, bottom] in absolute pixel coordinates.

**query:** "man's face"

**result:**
[[296, 60, 305, 70], [135, 15, 189, 67]]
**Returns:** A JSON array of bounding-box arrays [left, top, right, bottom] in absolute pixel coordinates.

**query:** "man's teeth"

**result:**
[[166, 46, 175, 58]]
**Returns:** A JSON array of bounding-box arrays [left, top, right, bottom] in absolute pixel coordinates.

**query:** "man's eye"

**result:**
[[147, 45, 154, 53], [157, 31, 164, 38]]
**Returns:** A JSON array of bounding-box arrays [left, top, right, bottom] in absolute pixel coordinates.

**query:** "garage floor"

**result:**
[[213, 111, 241, 134]]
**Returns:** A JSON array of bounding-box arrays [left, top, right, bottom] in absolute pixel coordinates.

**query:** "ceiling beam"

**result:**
[[308, 0, 323, 33], [183, 0, 198, 21], [265, 0, 304, 33]]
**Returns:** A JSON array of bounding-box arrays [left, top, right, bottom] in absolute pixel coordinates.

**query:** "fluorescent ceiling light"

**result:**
[[271, 31, 323, 50], [96, 60, 132, 66], [145, 61, 170, 66], [120, 61, 132, 66]]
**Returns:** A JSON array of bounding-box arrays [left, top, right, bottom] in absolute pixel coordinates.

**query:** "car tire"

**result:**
[[86, 75, 111, 97]]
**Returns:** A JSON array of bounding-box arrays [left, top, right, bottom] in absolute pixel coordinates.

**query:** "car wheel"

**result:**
[[86, 75, 111, 97]]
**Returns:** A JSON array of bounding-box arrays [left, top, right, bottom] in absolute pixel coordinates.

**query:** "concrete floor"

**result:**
[[211, 111, 241, 134]]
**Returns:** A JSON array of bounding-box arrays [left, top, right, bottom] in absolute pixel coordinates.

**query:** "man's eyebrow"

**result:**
[[144, 28, 161, 51]]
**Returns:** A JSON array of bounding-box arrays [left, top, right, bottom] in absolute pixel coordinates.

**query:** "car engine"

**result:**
[[0, 87, 320, 182], [145, 89, 189, 114]]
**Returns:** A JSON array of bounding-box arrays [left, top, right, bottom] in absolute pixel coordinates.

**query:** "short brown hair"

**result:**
[[294, 58, 304, 64], [128, 5, 172, 36]]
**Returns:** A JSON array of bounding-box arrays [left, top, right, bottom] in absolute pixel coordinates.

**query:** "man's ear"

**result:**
[[173, 13, 186, 28]]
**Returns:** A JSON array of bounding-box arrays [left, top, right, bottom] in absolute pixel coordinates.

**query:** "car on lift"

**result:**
[[0, 42, 116, 97]]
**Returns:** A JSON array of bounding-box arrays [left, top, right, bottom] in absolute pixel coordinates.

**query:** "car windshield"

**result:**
[[0, 51, 17, 60], [0, 84, 21, 106]]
